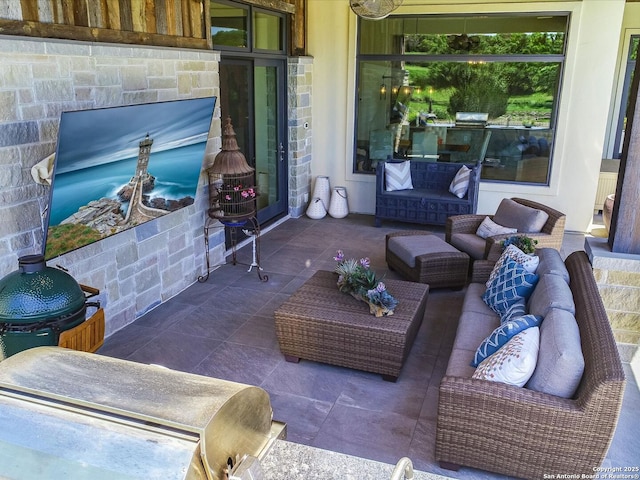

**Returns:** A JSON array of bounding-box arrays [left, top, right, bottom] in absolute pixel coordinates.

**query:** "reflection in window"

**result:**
[[254, 11, 283, 51], [211, 1, 248, 49], [355, 14, 568, 184]]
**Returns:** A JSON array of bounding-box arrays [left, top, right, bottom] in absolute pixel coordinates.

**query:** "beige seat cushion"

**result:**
[[526, 308, 584, 398], [387, 234, 460, 268], [537, 248, 570, 283], [528, 273, 575, 318], [492, 198, 549, 233], [449, 232, 486, 260]]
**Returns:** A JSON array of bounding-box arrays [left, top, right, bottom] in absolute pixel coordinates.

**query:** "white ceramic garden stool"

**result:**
[[328, 186, 349, 218], [306, 197, 327, 219], [311, 176, 331, 211]]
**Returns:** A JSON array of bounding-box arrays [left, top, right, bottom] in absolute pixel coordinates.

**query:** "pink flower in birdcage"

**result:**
[[241, 190, 249, 198], [225, 194, 232, 201], [248, 188, 256, 197], [233, 185, 241, 192]]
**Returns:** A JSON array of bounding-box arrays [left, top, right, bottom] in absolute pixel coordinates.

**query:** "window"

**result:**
[[355, 14, 569, 184], [211, 1, 248, 49], [253, 11, 283, 51], [211, 1, 285, 54]]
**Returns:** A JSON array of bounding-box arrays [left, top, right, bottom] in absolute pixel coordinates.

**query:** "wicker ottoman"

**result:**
[[274, 270, 429, 381], [386, 231, 469, 289]]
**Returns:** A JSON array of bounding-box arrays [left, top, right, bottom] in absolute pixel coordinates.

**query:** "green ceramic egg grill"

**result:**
[[0, 255, 92, 359]]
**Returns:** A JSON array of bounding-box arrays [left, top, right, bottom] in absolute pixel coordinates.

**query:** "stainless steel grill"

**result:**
[[0, 347, 286, 480]]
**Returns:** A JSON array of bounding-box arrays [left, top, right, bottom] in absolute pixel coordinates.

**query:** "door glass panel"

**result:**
[[211, 1, 248, 48], [253, 12, 282, 51], [254, 65, 280, 211], [219, 63, 251, 160]]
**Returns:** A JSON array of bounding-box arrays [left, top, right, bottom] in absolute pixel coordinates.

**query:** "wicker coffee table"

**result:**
[[274, 270, 429, 381]]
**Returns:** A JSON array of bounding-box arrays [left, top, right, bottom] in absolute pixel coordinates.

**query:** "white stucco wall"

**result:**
[[308, 0, 635, 233]]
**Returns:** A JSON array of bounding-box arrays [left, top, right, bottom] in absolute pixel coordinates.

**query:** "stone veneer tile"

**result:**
[[615, 331, 640, 344], [599, 285, 640, 312], [0, 90, 20, 123], [606, 270, 640, 287], [608, 311, 640, 332]]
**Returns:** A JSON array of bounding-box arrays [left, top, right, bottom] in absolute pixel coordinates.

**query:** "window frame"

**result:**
[[354, 12, 569, 186], [211, 0, 287, 55]]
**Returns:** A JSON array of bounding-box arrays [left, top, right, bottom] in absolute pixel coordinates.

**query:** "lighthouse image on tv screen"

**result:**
[[44, 97, 216, 260]]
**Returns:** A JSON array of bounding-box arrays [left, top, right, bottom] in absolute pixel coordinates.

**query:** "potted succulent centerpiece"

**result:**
[[502, 234, 538, 254], [333, 250, 398, 317]]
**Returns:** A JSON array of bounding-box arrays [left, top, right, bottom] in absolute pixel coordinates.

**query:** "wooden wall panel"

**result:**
[[119, 0, 133, 31], [0, 18, 209, 48], [0, 0, 306, 53], [72, 0, 88, 27], [189, 0, 201, 39], [173, 0, 183, 37], [88, 1, 103, 28], [61, 0, 75, 25], [131, 0, 144, 31], [145, 0, 156, 34], [155, 0, 167, 34], [20, 0, 38, 21], [50, 1, 64, 24], [105, 0, 121, 30], [181, 0, 190, 37]]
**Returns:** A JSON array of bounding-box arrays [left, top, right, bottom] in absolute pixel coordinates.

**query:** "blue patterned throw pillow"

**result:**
[[500, 298, 527, 324], [471, 314, 543, 367], [482, 257, 539, 316]]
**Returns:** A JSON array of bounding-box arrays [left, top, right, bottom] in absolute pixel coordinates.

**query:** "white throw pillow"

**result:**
[[472, 327, 539, 387], [449, 165, 471, 198], [486, 244, 540, 288], [476, 216, 518, 239], [385, 161, 413, 192]]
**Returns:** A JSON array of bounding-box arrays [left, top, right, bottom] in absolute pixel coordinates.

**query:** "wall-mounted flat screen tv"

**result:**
[[44, 96, 216, 260]]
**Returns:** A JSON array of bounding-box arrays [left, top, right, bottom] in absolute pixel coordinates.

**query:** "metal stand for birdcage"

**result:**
[[198, 216, 267, 283]]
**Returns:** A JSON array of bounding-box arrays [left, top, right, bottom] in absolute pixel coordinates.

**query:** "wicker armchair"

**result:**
[[446, 197, 566, 281]]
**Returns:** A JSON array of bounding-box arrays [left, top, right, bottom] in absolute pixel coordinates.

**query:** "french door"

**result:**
[[219, 58, 287, 226]]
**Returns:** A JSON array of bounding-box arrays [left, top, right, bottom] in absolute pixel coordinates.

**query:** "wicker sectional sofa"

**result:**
[[435, 250, 626, 478]]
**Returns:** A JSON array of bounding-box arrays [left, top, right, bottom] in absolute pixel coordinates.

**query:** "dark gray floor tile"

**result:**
[[255, 292, 291, 317], [408, 417, 439, 473], [268, 392, 333, 444], [260, 359, 359, 403], [311, 403, 416, 466], [228, 271, 297, 292], [132, 299, 198, 330], [192, 342, 282, 386], [205, 285, 281, 316], [336, 373, 427, 418], [417, 384, 441, 423], [125, 330, 222, 373], [226, 314, 279, 350], [604, 364, 640, 468], [97, 324, 158, 358], [167, 303, 248, 341]]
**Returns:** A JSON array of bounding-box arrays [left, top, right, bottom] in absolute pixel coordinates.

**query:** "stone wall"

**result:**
[[586, 238, 640, 366], [287, 57, 313, 217], [0, 36, 224, 335]]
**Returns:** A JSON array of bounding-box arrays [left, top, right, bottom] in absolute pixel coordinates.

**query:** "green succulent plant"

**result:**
[[502, 235, 538, 254]]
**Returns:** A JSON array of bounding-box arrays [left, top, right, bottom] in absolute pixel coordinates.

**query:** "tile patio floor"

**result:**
[[97, 214, 639, 479]]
